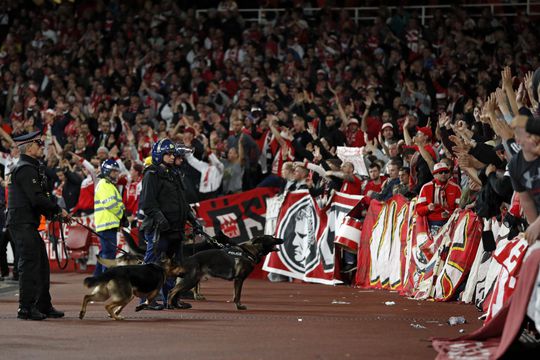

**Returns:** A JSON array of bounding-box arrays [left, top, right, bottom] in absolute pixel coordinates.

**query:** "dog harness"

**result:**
[[224, 246, 258, 264]]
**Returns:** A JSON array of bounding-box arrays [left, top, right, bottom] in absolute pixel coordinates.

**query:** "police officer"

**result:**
[[7, 131, 70, 320], [93, 159, 126, 275], [140, 138, 202, 309]]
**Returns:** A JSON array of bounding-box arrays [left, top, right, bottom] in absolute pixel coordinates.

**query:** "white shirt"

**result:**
[[186, 153, 224, 193]]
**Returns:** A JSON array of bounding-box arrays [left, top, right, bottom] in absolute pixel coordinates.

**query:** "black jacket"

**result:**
[[139, 164, 191, 234], [7, 154, 61, 226], [59, 170, 84, 212]]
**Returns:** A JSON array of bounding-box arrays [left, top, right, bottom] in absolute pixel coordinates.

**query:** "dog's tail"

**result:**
[[83, 276, 100, 288], [96, 255, 121, 268], [83, 271, 116, 288]]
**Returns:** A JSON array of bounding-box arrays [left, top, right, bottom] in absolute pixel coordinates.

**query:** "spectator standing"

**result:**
[[403, 116, 437, 194], [222, 137, 244, 194], [227, 118, 260, 190], [371, 161, 401, 201], [509, 115, 540, 245], [53, 157, 83, 212], [416, 162, 462, 234]]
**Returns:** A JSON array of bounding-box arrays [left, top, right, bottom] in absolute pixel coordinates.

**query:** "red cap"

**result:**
[[416, 126, 432, 140]]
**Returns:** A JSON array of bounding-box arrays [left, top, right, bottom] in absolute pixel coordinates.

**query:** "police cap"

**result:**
[[13, 130, 43, 146]]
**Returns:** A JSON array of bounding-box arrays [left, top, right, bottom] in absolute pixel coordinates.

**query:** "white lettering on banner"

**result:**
[[336, 146, 368, 176], [446, 342, 493, 359], [501, 241, 527, 272], [486, 239, 528, 319], [216, 213, 241, 238], [377, 201, 395, 287], [433, 214, 469, 299], [265, 194, 285, 236], [388, 202, 407, 288], [369, 205, 388, 285], [243, 218, 263, 239]]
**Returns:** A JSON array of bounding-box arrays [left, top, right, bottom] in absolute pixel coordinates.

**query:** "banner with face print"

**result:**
[[263, 190, 354, 285]]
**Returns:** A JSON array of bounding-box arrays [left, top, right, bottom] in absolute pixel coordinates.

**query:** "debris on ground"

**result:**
[[331, 300, 351, 305], [410, 323, 427, 329], [384, 301, 396, 306], [448, 316, 467, 326]]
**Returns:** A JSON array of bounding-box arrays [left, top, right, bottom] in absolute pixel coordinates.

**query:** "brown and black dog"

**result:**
[[96, 253, 143, 268], [79, 258, 182, 320], [168, 235, 284, 310]]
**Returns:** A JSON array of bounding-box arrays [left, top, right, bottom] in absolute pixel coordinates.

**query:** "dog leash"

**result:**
[[196, 229, 226, 249], [48, 216, 70, 270], [69, 216, 131, 256], [196, 229, 259, 263]]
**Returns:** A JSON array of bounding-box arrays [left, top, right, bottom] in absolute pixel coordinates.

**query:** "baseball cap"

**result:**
[[381, 122, 393, 130], [433, 162, 450, 174], [416, 126, 433, 140]]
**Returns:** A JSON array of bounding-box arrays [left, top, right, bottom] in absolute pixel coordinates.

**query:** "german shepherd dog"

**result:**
[[94, 233, 236, 301], [168, 235, 284, 310], [96, 253, 144, 268], [79, 258, 182, 320]]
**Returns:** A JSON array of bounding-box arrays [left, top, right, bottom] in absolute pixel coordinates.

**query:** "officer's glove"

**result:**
[[155, 213, 170, 232], [120, 213, 130, 228]]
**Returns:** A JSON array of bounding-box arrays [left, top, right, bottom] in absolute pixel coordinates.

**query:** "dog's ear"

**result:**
[[251, 236, 264, 244]]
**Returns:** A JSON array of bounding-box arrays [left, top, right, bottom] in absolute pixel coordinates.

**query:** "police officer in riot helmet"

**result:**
[[173, 143, 193, 169], [7, 131, 70, 320], [93, 159, 126, 276], [139, 138, 202, 309]]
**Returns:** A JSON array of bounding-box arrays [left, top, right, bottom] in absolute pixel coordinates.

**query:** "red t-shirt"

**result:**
[[270, 137, 294, 177], [345, 128, 365, 148], [340, 175, 362, 195]]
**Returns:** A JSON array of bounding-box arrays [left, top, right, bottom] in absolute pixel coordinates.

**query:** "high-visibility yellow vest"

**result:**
[[94, 178, 124, 232]]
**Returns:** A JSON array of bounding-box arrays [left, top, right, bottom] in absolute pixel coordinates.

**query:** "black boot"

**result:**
[[167, 299, 192, 310], [40, 306, 65, 318], [17, 307, 47, 321]]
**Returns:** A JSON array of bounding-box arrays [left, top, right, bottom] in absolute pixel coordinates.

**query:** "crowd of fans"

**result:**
[[1, 0, 540, 279]]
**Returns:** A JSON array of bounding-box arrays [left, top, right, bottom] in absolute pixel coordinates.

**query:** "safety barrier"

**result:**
[[196, 2, 540, 25]]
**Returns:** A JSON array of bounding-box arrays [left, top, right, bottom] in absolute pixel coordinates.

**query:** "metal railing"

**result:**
[[196, 1, 540, 25]]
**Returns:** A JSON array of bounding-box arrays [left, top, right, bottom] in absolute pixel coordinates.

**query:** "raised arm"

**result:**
[[360, 97, 373, 133], [501, 67, 519, 116]]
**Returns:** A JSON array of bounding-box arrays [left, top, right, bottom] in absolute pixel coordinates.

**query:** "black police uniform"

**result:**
[[140, 163, 199, 260], [6, 131, 64, 320]]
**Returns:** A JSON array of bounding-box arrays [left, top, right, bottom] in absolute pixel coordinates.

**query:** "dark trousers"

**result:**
[[93, 228, 118, 276], [1, 229, 19, 277], [142, 231, 175, 304], [144, 230, 184, 264], [8, 224, 52, 311]]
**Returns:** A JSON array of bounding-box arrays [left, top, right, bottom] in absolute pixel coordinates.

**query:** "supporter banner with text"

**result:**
[[412, 209, 482, 301], [356, 195, 483, 302], [355, 195, 410, 290], [195, 187, 279, 242]]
